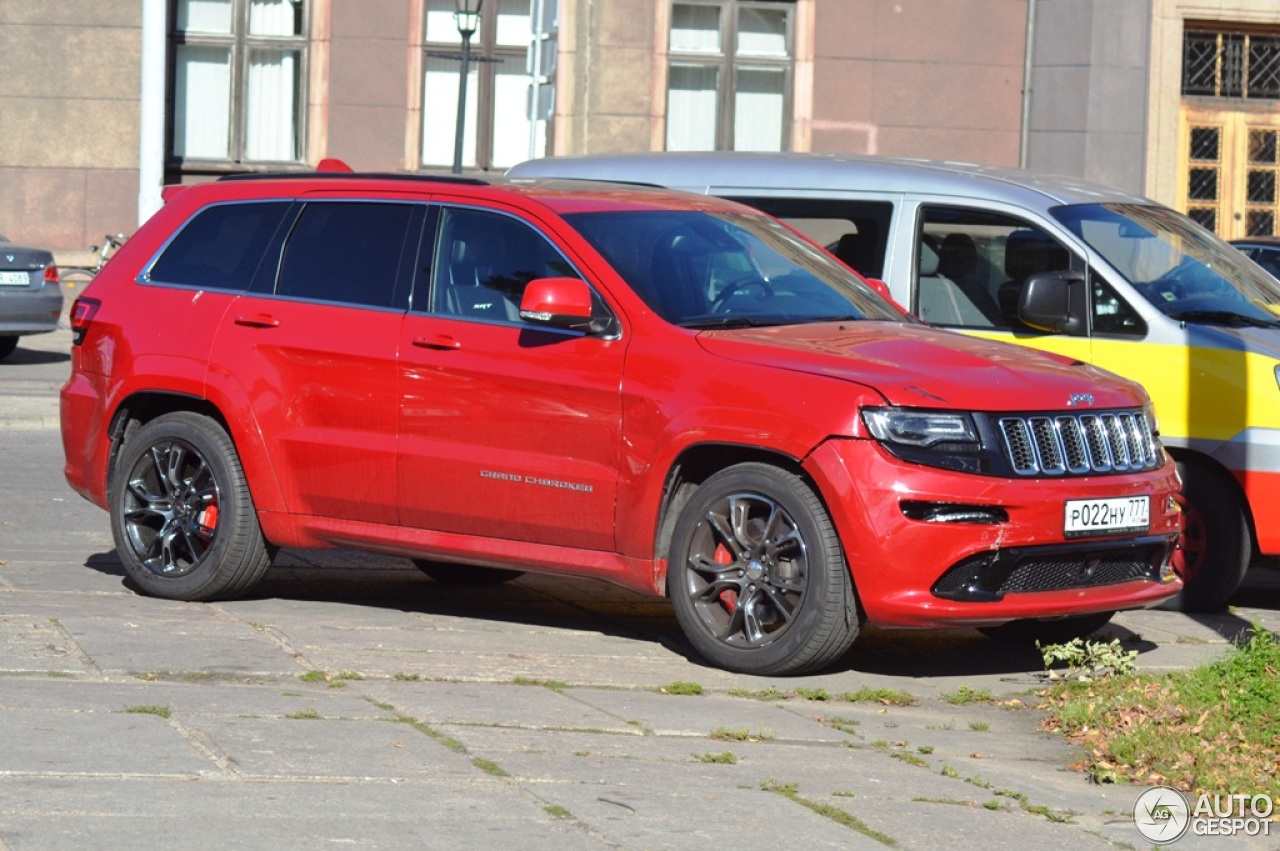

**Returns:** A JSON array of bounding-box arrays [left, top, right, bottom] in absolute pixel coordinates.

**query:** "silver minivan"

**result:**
[[509, 152, 1280, 612]]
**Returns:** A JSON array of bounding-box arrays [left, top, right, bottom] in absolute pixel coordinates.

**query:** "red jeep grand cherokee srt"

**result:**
[[60, 169, 1182, 675]]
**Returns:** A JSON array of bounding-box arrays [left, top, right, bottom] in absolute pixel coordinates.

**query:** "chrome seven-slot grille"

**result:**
[[998, 410, 1159, 476]]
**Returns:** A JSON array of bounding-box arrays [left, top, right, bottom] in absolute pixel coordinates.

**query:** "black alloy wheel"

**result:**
[[110, 412, 271, 601], [668, 463, 859, 675]]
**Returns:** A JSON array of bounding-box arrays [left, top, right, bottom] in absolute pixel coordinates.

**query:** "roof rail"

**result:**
[[216, 171, 489, 186]]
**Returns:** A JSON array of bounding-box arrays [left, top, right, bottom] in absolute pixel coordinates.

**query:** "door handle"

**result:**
[[234, 314, 280, 328], [412, 334, 461, 350]]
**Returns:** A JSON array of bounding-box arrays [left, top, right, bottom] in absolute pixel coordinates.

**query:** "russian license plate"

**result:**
[[0, 271, 29, 286], [1064, 496, 1150, 538]]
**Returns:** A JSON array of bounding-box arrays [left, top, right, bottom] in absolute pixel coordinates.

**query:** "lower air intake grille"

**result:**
[[932, 537, 1173, 602]]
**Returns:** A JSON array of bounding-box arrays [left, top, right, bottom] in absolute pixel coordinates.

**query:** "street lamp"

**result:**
[[451, 0, 484, 174]]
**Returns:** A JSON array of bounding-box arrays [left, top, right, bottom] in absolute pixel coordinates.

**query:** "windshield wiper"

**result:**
[[1165, 310, 1280, 329], [798, 315, 865, 324], [681, 316, 788, 330]]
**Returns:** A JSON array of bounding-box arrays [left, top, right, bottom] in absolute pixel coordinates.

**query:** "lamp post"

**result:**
[[451, 0, 483, 174]]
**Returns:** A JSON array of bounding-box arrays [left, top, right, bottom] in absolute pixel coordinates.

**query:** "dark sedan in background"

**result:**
[[1231, 235, 1280, 282], [0, 234, 64, 359]]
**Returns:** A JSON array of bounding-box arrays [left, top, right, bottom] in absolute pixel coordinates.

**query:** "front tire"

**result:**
[[109, 412, 272, 601], [0, 336, 18, 359], [667, 463, 859, 675]]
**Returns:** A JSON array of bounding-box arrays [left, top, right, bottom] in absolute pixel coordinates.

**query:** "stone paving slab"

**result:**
[[4, 407, 1280, 848], [0, 777, 597, 851]]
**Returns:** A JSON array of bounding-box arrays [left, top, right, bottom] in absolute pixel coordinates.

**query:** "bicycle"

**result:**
[[59, 232, 127, 288]]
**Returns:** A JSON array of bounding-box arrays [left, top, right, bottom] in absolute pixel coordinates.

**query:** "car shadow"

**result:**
[[3, 346, 70, 365], [1188, 565, 1280, 641], [81, 548, 1278, 680]]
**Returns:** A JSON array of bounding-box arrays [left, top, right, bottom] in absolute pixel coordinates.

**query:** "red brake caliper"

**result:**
[[197, 504, 220, 535], [714, 544, 738, 611]]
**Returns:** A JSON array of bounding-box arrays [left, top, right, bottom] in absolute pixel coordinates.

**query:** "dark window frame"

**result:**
[[167, 0, 311, 173], [666, 0, 796, 152], [421, 1, 529, 171]]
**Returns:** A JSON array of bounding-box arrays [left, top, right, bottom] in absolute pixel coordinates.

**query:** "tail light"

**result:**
[[44, 265, 60, 286], [70, 297, 101, 346]]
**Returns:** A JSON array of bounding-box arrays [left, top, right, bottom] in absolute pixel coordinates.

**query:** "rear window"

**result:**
[[149, 201, 292, 291]]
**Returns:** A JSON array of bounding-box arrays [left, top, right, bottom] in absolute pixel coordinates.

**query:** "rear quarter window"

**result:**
[[149, 201, 293, 291]]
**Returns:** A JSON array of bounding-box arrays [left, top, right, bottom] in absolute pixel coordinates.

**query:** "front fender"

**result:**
[[613, 342, 885, 560]]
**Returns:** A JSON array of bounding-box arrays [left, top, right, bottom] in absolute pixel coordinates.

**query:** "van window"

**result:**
[[725, 197, 893, 280], [920, 207, 1078, 330], [276, 202, 420, 308], [919, 206, 1146, 336], [149, 201, 293, 291]]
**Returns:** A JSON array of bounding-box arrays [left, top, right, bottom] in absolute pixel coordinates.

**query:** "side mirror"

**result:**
[[1018, 270, 1088, 335], [864, 276, 912, 317], [519, 277, 603, 333]]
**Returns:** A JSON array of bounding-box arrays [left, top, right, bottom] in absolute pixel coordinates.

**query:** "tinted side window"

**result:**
[[277, 202, 419, 308], [149, 201, 292, 291], [1253, 247, 1280, 278], [429, 206, 577, 323]]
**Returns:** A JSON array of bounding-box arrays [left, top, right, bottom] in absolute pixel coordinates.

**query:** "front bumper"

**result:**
[[804, 438, 1183, 628]]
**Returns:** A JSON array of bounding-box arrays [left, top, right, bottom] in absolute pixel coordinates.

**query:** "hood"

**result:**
[[696, 322, 1148, 411]]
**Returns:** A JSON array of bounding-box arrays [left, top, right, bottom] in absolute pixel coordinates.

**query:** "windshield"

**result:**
[[563, 209, 908, 328], [1052, 203, 1280, 326]]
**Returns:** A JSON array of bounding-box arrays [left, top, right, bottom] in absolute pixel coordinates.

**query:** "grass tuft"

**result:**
[[124, 704, 170, 718], [843, 686, 916, 706], [761, 780, 896, 846], [940, 685, 993, 705], [658, 680, 704, 696]]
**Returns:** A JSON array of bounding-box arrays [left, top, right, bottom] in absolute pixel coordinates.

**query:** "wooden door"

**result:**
[[1180, 106, 1280, 239]]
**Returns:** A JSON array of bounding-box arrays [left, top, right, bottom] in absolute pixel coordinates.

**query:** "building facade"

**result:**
[[1, 0, 1277, 255]]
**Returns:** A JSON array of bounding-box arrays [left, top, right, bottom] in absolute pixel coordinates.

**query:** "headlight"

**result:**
[[861, 406, 987, 474], [863, 407, 979, 449]]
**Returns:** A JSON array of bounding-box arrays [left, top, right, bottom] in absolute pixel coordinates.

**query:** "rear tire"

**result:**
[[978, 611, 1114, 644], [109, 412, 272, 601], [666, 463, 859, 675], [1160, 460, 1250, 612], [0, 336, 18, 359], [412, 560, 524, 585]]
